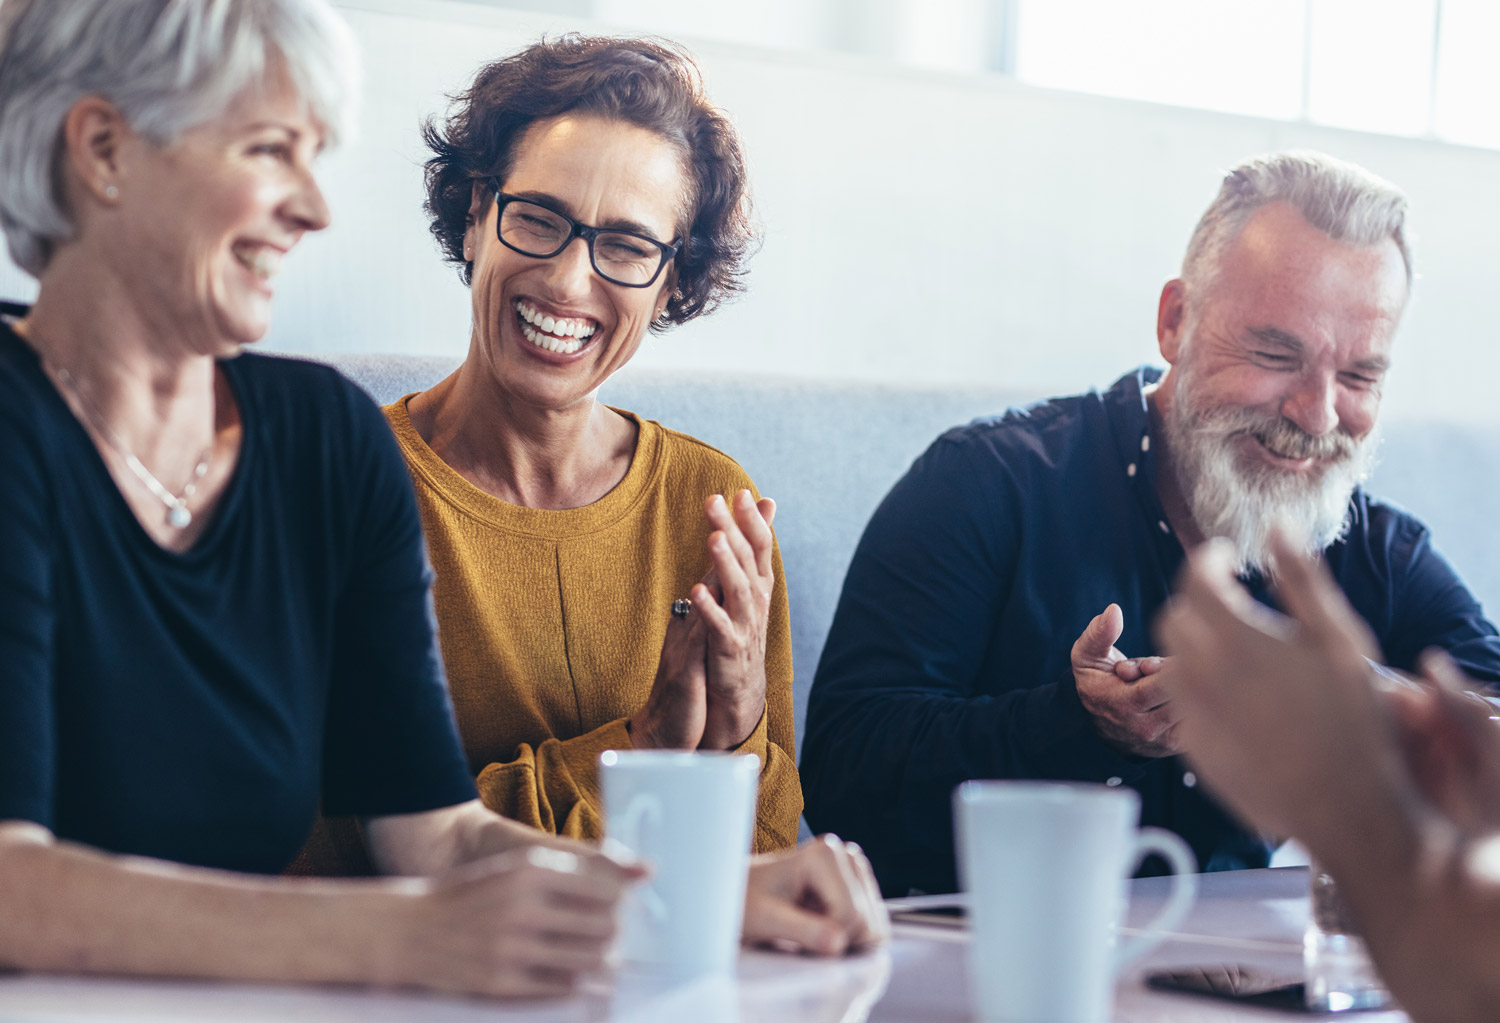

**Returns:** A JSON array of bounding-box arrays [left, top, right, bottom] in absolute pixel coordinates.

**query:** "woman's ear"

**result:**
[[62, 95, 130, 205], [463, 180, 490, 261]]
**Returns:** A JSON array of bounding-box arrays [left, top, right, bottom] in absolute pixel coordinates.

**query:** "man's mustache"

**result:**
[[1201, 408, 1358, 462]]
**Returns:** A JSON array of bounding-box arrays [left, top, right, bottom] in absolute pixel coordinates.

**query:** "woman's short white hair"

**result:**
[[0, 0, 360, 277], [1181, 151, 1413, 301]]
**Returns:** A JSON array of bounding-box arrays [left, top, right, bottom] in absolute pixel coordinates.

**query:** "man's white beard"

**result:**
[[1163, 367, 1379, 576]]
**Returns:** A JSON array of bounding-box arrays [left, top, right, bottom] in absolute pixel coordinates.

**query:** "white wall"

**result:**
[[4, 0, 1499, 424]]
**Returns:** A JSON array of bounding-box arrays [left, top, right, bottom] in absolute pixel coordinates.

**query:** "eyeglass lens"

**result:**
[[499, 200, 665, 286]]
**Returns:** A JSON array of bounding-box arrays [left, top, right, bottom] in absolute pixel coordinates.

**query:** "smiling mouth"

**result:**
[[232, 242, 283, 281], [1254, 435, 1312, 461], [514, 298, 598, 356]]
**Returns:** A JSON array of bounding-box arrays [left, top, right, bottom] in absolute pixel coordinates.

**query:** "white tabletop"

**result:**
[[0, 867, 1408, 1022]]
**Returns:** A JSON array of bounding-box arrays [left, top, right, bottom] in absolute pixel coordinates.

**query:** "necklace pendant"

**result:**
[[168, 504, 192, 529]]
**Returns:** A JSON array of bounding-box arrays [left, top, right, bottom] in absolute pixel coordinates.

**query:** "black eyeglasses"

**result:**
[[490, 185, 680, 288]]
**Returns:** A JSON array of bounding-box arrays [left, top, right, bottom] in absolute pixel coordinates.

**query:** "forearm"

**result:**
[[0, 823, 417, 986], [365, 799, 563, 876]]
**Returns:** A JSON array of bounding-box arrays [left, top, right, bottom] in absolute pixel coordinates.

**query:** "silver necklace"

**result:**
[[50, 363, 212, 530]]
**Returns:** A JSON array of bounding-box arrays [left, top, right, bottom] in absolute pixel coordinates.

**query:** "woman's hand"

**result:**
[[696, 490, 777, 750], [397, 844, 642, 999], [742, 835, 889, 955], [629, 602, 709, 749]]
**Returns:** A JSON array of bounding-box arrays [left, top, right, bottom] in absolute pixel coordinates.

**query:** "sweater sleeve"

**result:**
[[475, 537, 802, 852]]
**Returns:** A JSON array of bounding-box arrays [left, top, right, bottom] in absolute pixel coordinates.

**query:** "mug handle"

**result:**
[[1114, 827, 1198, 971], [615, 794, 669, 922]]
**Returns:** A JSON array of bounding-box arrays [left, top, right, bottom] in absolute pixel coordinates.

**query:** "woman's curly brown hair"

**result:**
[[422, 34, 755, 329]]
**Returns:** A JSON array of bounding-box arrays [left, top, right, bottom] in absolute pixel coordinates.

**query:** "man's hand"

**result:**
[[1073, 603, 1181, 757], [741, 835, 889, 956]]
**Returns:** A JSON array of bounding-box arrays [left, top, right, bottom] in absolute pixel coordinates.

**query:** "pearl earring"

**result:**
[[102, 184, 119, 200]]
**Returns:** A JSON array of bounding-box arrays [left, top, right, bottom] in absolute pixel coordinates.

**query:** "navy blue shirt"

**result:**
[[802, 367, 1500, 896], [0, 319, 476, 874]]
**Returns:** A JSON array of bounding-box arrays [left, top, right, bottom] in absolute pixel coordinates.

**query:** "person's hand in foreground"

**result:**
[[742, 835, 889, 955], [1388, 651, 1500, 834], [1154, 533, 1406, 846], [1156, 530, 1500, 1023]]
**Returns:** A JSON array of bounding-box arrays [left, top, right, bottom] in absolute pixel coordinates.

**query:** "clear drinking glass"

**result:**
[[1303, 865, 1392, 1012]]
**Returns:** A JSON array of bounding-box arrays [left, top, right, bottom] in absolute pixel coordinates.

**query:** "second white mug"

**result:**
[[954, 780, 1198, 1023]]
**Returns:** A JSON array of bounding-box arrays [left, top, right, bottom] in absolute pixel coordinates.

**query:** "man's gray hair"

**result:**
[[1181, 151, 1412, 299], [0, 0, 359, 277]]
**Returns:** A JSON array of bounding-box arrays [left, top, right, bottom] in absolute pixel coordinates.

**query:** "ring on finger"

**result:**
[[671, 597, 692, 620]]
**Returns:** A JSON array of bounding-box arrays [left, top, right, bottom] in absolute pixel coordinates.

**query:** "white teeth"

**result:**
[[513, 299, 597, 353], [520, 320, 584, 356], [234, 244, 282, 280]]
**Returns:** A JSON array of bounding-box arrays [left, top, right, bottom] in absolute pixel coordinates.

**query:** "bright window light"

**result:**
[[1304, 0, 1436, 136], [895, 0, 989, 73], [1432, 0, 1500, 147], [1014, 0, 1305, 120]]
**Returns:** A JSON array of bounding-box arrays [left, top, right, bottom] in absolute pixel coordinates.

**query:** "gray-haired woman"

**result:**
[[0, 0, 884, 996]]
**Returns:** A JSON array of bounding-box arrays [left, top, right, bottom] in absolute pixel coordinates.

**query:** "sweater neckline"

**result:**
[[385, 394, 664, 539]]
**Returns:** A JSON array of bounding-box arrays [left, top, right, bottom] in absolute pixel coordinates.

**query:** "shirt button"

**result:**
[[1183, 772, 1198, 788], [1126, 462, 1137, 477], [1141, 435, 1151, 452], [1158, 520, 1170, 534], [1106, 776, 1123, 787]]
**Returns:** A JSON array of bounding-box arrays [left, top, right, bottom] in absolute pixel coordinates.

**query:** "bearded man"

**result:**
[[801, 151, 1500, 897]]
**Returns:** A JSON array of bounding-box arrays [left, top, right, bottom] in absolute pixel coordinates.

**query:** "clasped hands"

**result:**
[[630, 488, 775, 751], [1073, 602, 1184, 758]]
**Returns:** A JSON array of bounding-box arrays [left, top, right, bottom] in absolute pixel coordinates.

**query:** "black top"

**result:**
[[0, 317, 476, 874], [803, 367, 1500, 896]]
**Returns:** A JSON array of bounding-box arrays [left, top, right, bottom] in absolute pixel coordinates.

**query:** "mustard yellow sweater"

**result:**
[[385, 398, 802, 852]]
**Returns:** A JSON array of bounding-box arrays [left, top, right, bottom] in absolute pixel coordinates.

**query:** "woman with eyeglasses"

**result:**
[[299, 36, 821, 882]]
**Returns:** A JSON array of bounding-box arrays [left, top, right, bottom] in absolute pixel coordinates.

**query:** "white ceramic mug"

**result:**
[[600, 750, 760, 975], [954, 780, 1198, 1023]]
